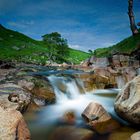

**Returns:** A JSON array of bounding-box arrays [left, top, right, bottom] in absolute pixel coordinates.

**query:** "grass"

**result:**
[[0, 24, 89, 64], [93, 30, 140, 57]]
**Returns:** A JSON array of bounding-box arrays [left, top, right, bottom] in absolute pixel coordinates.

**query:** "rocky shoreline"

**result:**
[[0, 57, 140, 139]]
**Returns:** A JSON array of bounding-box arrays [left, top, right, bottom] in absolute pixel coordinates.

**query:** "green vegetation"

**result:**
[[42, 32, 69, 63], [93, 30, 140, 57], [0, 24, 89, 64]]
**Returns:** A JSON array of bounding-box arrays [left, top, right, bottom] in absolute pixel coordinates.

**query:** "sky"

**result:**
[[0, 0, 140, 52]]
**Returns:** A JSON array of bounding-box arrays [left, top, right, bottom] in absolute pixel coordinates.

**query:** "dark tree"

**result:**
[[128, 0, 139, 35], [42, 32, 69, 62]]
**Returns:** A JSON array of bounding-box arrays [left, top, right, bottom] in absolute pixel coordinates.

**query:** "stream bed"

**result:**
[[24, 69, 138, 140]]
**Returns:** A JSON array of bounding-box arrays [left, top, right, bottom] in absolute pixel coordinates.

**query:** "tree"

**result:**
[[128, 0, 139, 35], [42, 32, 69, 62]]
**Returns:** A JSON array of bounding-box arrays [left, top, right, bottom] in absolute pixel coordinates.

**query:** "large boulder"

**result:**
[[17, 76, 55, 104], [74, 72, 110, 91], [30, 77, 56, 104], [0, 106, 30, 140], [93, 57, 109, 67], [130, 131, 140, 140], [48, 126, 94, 140], [108, 126, 136, 140], [114, 75, 140, 124], [82, 102, 120, 134], [0, 83, 31, 112]]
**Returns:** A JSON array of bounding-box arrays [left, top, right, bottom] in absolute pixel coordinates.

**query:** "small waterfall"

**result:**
[[48, 75, 84, 103], [116, 76, 125, 89]]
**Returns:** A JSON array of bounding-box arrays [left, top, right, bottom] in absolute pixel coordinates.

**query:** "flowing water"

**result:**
[[24, 70, 132, 140]]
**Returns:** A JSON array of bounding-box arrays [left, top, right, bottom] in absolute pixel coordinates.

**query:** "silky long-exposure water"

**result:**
[[24, 70, 134, 140]]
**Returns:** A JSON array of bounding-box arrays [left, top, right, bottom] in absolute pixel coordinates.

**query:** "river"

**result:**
[[24, 69, 136, 140]]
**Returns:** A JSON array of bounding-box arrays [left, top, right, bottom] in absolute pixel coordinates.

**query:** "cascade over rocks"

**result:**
[[114, 75, 140, 124], [81, 51, 140, 90]]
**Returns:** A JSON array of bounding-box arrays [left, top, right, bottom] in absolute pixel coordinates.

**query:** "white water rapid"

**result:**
[[48, 75, 85, 103]]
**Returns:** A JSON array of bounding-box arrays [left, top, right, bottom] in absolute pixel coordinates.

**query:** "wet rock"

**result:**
[[82, 102, 120, 134], [33, 97, 46, 106], [49, 126, 94, 140], [0, 106, 30, 140], [130, 131, 140, 140], [74, 72, 110, 91], [31, 77, 55, 104], [61, 111, 76, 124], [108, 126, 136, 140], [114, 75, 140, 124]]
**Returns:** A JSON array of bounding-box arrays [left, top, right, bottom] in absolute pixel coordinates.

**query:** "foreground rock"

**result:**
[[17, 76, 55, 105], [131, 131, 140, 140], [0, 83, 31, 112], [0, 106, 30, 140], [30, 76, 56, 104], [108, 126, 136, 140], [114, 75, 140, 124], [48, 126, 94, 140], [82, 102, 120, 134]]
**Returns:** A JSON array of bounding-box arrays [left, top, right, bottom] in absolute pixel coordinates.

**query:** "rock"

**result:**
[[74, 72, 110, 91], [0, 60, 15, 69], [93, 57, 109, 67], [112, 55, 122, 67], [108, 126, 136, 140], [137, 67, 140, 75], [49, 126, 94, 140], [18, 79, 35, 91], [0, 106, 30, 139], [122, 67, 136, 82], [0, 83, 31, 112], [31, 77, 55, 104], [17, 117, 31, 139], [0, 68, 16, 82], [130, 131, 140, 140], [80, 59, 90, 67], [114, 75, 140, 124], [33, 97, 46, 106], [62, 111, 76, 124], [82, 102, 120, 134]]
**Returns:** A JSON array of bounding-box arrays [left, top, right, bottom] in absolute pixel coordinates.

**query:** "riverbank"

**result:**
[[0, 63, 140, 140]]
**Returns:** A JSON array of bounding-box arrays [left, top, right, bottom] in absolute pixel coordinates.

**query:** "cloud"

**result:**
[[1, 0, 137, 52], [7, 20, 34, 29], [69, 44, 81, 49]]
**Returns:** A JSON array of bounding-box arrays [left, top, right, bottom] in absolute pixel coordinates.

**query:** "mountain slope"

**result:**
[[94, 31, 140, 57], [0, 24, 89, 64]]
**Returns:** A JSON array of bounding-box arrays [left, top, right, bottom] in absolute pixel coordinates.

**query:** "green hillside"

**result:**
[[0, 24, 89, 64], [94, 30, 140, 57]]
